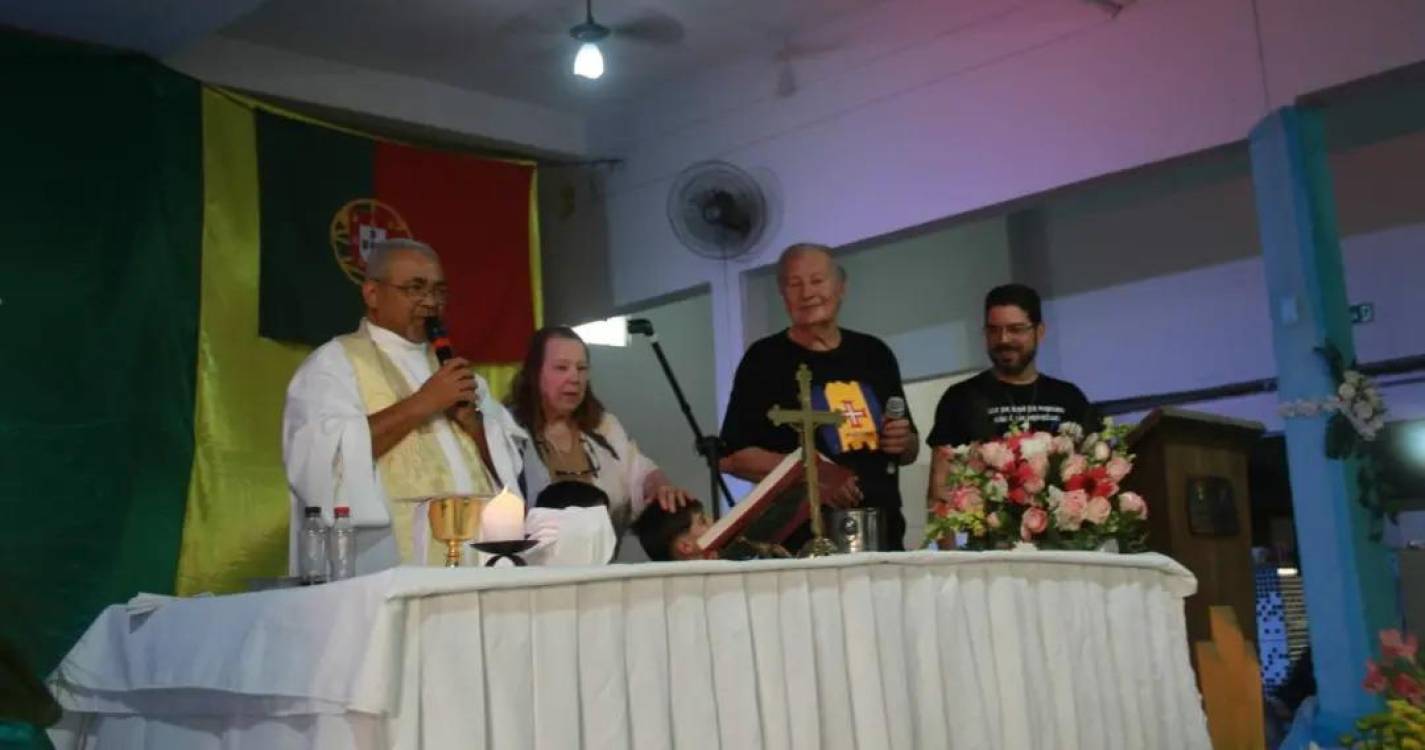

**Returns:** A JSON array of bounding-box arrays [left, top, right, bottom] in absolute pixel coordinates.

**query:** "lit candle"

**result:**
[[480, 487, 525, 542]]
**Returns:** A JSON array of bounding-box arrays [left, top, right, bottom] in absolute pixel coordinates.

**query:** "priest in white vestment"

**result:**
[[282, 238, 533, 574]]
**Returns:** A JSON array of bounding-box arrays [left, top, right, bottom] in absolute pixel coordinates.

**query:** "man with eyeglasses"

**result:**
[[281, 238, 532, 574], [925, 284, 1094, 491]]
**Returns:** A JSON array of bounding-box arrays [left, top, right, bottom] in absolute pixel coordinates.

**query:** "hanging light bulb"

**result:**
[[573, 41, 604, 79], [569, 0, 610, 80]]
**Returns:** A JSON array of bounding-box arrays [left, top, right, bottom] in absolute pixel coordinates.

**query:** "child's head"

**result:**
[[632, 501, 711, 561]]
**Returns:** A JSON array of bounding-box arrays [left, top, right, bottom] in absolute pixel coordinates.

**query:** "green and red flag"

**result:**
[[255, 110, 538, 361]]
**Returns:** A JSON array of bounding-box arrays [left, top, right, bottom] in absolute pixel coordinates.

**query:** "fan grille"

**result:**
[[666, 161, 767, 261]]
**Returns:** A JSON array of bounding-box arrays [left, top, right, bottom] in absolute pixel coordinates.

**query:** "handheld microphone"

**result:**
[[626, 318, 655, 337], [884, 396, 907, 475], [424, 317, 455, 365]]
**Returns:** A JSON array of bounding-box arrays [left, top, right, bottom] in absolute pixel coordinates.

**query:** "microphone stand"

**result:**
[[629, 320, 735, 519]]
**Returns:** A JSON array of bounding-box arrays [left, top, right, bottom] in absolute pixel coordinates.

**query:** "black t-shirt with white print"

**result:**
[[925, 370, 1094, 448]]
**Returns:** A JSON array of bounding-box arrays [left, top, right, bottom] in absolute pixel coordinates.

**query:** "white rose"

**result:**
[[1338, 382, 1357, 401], [1353, 401, 1374, 421], [1093, 442, 1111, 461], [1019, 433, 1052, 460]]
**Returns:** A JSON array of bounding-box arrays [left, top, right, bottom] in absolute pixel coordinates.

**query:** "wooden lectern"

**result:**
[[1124, 407, 1265, 749]]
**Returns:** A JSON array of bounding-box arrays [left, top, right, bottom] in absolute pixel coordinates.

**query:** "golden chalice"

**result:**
[[427, 495, 483, 568]]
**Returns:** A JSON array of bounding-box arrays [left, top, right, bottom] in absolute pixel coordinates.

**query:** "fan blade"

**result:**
[[612, 10, 684, 45], [496, 10, 567, 38]]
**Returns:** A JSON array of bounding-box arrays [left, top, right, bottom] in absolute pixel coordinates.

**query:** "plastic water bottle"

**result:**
[[329, 506, 355, 581], [299, 506, 328, 585]]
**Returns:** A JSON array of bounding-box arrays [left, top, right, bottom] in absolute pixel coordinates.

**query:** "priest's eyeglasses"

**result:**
[[381, 281, 449, 303]]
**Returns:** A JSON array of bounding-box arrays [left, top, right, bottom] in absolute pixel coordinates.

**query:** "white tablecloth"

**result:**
[[48, 551, 1210, 749]]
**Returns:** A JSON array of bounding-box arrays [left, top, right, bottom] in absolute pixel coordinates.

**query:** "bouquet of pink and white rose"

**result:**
[[924, 419, 1150, 552]]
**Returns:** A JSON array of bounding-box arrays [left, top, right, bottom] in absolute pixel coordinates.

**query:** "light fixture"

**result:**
[[573, 315, 628, 347], [570, 0, 610, 80]]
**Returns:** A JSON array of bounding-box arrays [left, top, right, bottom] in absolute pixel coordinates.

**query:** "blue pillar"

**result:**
[[1249, 106, 1398, 743]]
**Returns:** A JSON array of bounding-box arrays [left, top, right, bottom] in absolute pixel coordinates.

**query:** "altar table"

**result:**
[[48, 551, 1211, 749]]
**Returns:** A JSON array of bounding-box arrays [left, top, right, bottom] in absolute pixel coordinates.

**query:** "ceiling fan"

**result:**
[[500, 1, 685, 80]]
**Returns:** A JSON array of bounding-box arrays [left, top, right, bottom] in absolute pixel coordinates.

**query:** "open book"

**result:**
[[698, 448, 853, 554]]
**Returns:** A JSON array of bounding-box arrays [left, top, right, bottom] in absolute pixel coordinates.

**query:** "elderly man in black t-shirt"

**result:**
[[719, 243, 919, 550], [925, 283, 1094, 507]]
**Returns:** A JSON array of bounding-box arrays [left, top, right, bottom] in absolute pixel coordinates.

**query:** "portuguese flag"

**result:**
[[255, 110, 538, 362]]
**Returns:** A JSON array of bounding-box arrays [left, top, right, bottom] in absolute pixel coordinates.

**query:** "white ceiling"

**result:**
[[2, 0, 888, 116], [217, 0, 887, 115]]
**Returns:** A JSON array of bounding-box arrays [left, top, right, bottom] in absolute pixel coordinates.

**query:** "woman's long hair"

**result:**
[[507, 326, 606, 435]]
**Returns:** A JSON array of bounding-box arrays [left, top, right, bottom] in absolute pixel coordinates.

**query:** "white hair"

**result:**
[[367, 238, 439, 280], [775, 242, 846, 287]]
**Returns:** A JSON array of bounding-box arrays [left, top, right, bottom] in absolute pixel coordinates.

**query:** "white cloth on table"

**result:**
[[522, 506, 617, 566], [49, 551, 1211, 750], [282, 319, 528, 574]]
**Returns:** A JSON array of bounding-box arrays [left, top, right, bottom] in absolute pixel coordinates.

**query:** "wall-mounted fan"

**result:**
[[666, 161, 768, 261]]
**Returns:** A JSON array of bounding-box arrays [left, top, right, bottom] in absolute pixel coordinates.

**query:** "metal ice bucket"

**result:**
[[826, 507, 882, 553]]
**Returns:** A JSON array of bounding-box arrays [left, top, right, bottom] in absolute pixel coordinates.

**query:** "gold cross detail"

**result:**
[[767, 364, 844, 547]]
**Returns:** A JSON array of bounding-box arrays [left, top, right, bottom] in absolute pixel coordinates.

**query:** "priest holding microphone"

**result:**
[[281, 238, 534, 574]]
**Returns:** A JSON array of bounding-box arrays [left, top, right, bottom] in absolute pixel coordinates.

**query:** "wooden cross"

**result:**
[[767, 364, 844, 547]]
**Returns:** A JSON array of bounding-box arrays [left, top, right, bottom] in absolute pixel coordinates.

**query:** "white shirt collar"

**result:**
[[363, 317, 427, 355]]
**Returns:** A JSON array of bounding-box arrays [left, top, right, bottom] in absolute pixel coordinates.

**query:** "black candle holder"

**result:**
[[470, 537, 538, 567]]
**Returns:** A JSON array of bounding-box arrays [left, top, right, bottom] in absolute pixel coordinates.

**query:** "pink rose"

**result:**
[[1013, 459, 1047, 494], [1363, 660, 1387, 693], [1117, 492, 1148, 519], [1106, 456, 1133, 482], [1021, 507, 1049, 540], [986, 512, 1002, 529], [1055, 491, 1088, 531], [1050, 436, 1075, 455], [1381, 629, 1420, 662], [979, 442, 1015, 472], [1093, 442, 1111, 461], [950, 487, 985, 514], [1085, 496, 1112, 525], [1060, 454, 1088, 483]]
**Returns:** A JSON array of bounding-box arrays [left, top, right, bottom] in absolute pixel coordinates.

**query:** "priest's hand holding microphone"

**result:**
[[368, 318, 483, 460], [420, 317, 503, 480], [420, 317, 477, 415]]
